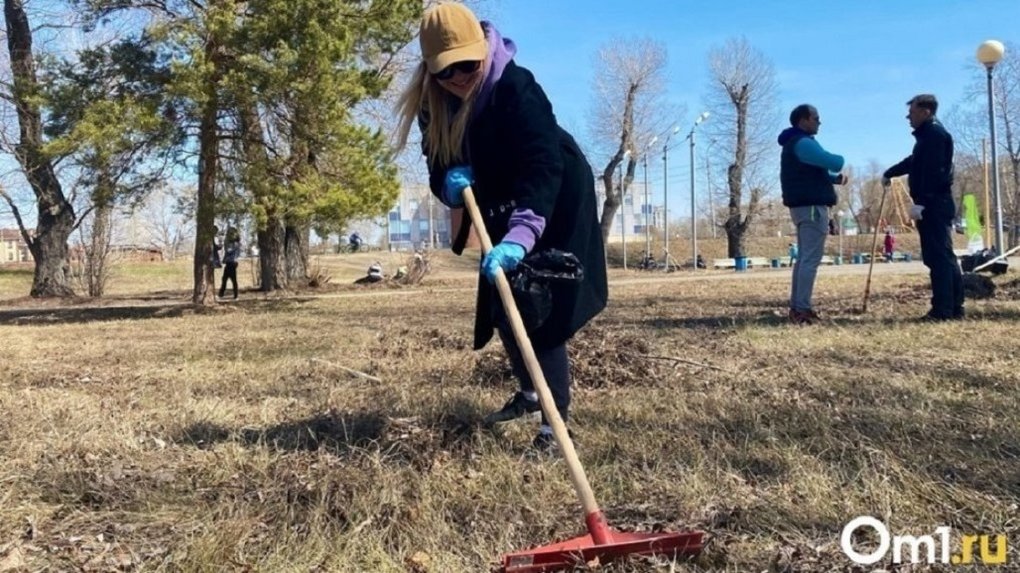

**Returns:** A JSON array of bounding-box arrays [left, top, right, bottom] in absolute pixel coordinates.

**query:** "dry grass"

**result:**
[[0, 250, 1018, 572]]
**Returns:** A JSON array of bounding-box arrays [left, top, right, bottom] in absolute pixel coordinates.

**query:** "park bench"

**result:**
[[711, 256, 773, 270]]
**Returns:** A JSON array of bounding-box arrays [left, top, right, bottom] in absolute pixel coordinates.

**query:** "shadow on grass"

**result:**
[[174, 397, 486, 460], [0, 296, 319, 326]]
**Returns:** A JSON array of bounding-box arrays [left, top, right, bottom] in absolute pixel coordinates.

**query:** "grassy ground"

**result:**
[[0, 247, 1017, 572]]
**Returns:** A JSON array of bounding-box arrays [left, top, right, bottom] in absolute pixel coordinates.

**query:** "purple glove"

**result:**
[[442, 166, 472, 207], [481, 241, 525, 284]]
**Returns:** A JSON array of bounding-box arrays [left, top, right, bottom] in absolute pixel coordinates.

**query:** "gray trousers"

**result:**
[[789, 205, 829, 311]]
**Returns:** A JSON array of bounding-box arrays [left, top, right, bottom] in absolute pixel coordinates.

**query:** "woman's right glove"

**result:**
[[481, 241, 525, 284], [442, 166, 472, 207]]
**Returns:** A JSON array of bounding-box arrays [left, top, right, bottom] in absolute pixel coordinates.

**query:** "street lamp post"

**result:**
[[837, 209, 845, 262], [978, 39, 1006, 254], [662, 126, 680, 271], [642, 137, 657, 264], [686, 112, 710, 269]]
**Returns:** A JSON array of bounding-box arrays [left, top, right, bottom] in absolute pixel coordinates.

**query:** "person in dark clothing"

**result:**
[[348, 232, 362, 252], [395, 2, 607, 452], [883, 94, 963, 321], [218, 228, 241, 299], [778, 104, 849, 325]]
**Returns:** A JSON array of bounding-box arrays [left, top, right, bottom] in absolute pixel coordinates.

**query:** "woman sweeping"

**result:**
[[395, 2, 607, 452]]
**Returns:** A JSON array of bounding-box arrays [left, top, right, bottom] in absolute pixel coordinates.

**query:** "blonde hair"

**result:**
[[394, 59, 485, 167]]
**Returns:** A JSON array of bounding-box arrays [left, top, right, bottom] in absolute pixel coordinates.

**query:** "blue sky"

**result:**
[[484, 0, 1018, 212]]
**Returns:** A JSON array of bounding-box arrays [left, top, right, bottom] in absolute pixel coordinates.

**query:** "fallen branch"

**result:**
[[633, 354, 735, 374], [309, 358, 382, 383]]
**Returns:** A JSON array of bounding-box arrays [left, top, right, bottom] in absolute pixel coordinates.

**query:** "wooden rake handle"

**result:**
[[862, 183, 890, 313], [462, 186, 601, 517]]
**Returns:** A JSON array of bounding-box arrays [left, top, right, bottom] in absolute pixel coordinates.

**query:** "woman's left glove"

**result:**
[[442, 166, 472, 207], [481, 241, 526, 284]]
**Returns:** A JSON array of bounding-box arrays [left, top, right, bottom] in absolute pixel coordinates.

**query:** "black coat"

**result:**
[[424, 61, 607, 350], [884, 119, 955, 221]]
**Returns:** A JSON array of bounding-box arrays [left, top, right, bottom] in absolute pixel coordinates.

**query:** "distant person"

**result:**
[[394, 3, 608, 452], [695, 254, 706, 269], [788, 242, 798, 264], [882, 94, 963, 321], [219, 228, 241, 299], [778, 104, 849, 325], [884, 231, 896, 262], [355, 261, 384, 285], [349, 231, 363, 252]]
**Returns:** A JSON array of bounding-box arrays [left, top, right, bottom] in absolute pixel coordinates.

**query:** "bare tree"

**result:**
[[587, 38, 672, 244], [703, 37, 780, 257], [137, 184, 195, 261], [2, 0, 76, 296]]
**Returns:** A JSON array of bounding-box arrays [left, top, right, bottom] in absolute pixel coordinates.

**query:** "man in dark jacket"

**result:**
[[883, 94, 963, 320], [779, 104, 849, 325]]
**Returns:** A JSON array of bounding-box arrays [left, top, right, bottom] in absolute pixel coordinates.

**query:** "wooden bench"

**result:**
[[862, 251, 912, 263], [820, 256, 835, 265], [711, 256, 776, 270]]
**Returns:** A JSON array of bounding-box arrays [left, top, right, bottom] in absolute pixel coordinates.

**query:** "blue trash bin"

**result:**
[[834, 255, 843, 265], [735, 256, 748, 272], [852, 253, 863, 264], [771, 258, 780, 268]]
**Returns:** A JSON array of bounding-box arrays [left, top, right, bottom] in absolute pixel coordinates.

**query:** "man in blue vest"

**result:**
[[779, 104, 849, 325]]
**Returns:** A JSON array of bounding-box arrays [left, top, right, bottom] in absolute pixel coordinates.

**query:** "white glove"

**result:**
[[881, 177, 891, 187], [910, 205, 925, 221]]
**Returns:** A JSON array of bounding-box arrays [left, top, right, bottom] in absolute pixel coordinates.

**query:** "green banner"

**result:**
[[962, 194, 984, 251]]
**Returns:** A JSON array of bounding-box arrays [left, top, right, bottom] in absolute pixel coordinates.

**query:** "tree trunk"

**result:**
[[284, 223, 309, 281], [5, 0, 75, 297], [192, 38, 220, 305], [724, 84, 750, 258], [86, 195, 113, 297], [258, 217, 287, 291], [598, 84, 638, 243]]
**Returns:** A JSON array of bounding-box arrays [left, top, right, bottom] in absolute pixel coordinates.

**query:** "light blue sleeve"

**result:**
[[793, 137, 845, 173]]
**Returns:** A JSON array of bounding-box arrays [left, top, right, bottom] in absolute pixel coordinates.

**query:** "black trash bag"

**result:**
[[961, 248, 1008, 275], [499, 249, 584, 331]]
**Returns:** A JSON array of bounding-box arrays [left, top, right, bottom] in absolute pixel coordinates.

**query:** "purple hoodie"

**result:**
[[473, 22, 545, 253]]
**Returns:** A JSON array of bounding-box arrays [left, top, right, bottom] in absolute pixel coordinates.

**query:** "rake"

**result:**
[[861, 181, 891, 313], [463, 186, 705, 572]]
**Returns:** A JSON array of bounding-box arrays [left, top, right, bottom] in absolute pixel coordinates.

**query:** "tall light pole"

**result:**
[[978, 39, 1006, 254], [837, 209, 845, 262], [643, 137, 657, 263], [619, 149, 631, 269], [662, 126, 680, 271], [427, 193, 435, 249], [686, 112, 710, 269]]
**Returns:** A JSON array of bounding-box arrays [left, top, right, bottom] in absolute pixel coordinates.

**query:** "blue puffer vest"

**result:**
[[780, 132, 836, 208]]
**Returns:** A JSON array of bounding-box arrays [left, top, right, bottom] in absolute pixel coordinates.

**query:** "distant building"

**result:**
[[386, 186, 452, 251], [0, 228, 32, 264], [599, 181, 660, 245]]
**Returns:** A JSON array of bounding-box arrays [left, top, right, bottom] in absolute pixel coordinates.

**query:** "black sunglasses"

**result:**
[[432, 60, 481, 81]]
